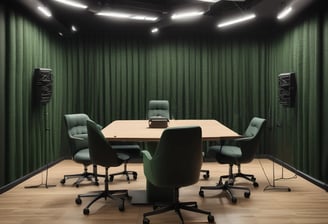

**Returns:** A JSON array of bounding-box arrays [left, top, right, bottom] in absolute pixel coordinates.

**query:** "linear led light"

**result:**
[[197, 0, 221, 3], [53, 0, 88, 9], [37, 6, 52, 18], [97, 11, 158, 22], [277, 7, 293, 20], [130, 16, 158, 21], [217, 13, 256, 28], [171, 10, 204, 20], [97, 12, 130, 18]]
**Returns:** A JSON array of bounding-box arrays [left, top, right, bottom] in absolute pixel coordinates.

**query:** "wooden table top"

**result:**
[[102, 119, 240, 142]]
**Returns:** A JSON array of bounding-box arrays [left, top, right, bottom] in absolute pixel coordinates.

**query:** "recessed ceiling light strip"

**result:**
[[277, 7, 293, 20], [53, 0, 88, 9], [97, 11, 158, 22], [217, 13, 256, 28], [197, 0, 221, 3], [37, 6, 52, 18], [171, 10, 204, 20]]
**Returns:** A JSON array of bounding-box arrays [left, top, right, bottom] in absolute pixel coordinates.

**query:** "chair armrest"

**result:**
[[141, 150, 153, 160], [69, 135, 85, 141], [234, 136, 253, 142]]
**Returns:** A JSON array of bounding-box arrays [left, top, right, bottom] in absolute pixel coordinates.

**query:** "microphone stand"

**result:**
[[25, 105, 56, 189]]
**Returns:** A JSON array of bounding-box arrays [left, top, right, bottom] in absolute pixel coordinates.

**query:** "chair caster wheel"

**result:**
[[83, 208, 89, 215], [75, 197, 82, 205], [244, 191, 251, 198], [118, 204, 125, 212], [143, 217, 150, 224], [109, 175, 114, 182], [75, 184, 80, 188], [253, 182, 259, 187], [199, 190, 204, 197], [231, 197, 237, 204], [94, 181, 99, 186], [203, 172, 210, 180], [133, 172, 138, 180], [208, 214, 215, 223], [60, 179, 65, 184]]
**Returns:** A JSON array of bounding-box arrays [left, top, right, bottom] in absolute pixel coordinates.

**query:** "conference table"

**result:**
[[102, 119, 240, 204]]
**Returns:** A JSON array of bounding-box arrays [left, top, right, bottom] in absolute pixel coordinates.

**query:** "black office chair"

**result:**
[[199, 117, 266, 203], [141, 126, 214, 224], [75, 120, 129, 215], [61, 113, 98, 187]]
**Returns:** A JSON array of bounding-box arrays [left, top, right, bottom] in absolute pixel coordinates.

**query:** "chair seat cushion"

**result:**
[[117, 152, 130, 161], [112, 144, 141, 157], [209, 145, 242, 164], [73, 148, 91, 165]]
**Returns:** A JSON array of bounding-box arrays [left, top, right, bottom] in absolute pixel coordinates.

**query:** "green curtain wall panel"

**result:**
[[322, 10, 328, 183], [64, 36, 267, 129], [266, 16, 320, 178], [0, 4, 6, 186], [6, 12, 65, 183], [3, 9, 327, 186]]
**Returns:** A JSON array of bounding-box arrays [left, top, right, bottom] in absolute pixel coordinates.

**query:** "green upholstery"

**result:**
[[61, 113, 98, 187], [142, 126, 214, 224], [148, 100, 170, 119], [75, 120, 128, 215], [199, 117, 266, 204], [147, 99, 209, 180]]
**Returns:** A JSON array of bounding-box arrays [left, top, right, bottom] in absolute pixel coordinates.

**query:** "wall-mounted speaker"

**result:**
[[33, 68, 53, 105], [278, 72, 296, 107]]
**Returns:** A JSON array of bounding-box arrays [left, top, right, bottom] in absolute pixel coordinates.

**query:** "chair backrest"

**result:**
[[239, 117, 266, 163], [146, 126, 202, 188], [86, 120, 123, 168], [148, 100, 170, 119], [64, 113, 90, 155]]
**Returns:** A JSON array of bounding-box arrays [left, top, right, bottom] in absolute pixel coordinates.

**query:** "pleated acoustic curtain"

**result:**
[[0, 4, 6, 186], [6, 12, 65, 182]]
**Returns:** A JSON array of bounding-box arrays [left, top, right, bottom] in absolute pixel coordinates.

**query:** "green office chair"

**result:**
[[199, 117, 266, 203], [142, 126, 214, 224], [75, 120, 129, 215], [148, 100, 170, 119], [61, 113, 98, 187], [147, 99, 210, 179]]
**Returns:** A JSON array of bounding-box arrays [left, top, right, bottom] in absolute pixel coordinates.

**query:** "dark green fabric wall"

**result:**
[[266, 16, 320, 177], [5, 11, 66, 183], [1, 6, 328, 186], [0, 3, 6, 186], [322, 10, 328, 184]]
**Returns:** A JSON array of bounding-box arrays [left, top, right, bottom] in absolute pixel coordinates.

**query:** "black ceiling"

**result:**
[[12, 0, 317, 36]]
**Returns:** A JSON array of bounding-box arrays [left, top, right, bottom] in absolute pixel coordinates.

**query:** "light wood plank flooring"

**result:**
[[1, 159, 328, 224]]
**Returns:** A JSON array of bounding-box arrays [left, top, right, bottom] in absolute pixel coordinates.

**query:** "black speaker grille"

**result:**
[[33, 68, 53, 105], [278, 72, 296, 107]]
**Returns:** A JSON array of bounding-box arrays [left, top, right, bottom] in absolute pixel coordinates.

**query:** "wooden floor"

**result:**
[[1, 159, 328, 224]]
